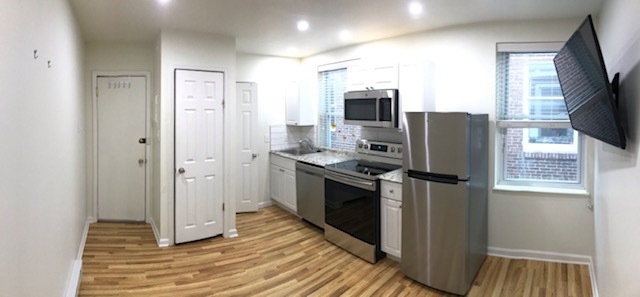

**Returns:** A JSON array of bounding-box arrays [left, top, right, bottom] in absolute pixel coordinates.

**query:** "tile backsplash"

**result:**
[[270, 124, 401, 152], [270, 125, 317, 151], [360, 127, 402, 144]]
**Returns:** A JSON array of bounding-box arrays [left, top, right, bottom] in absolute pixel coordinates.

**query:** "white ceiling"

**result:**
[[69, 0, 603, 58]]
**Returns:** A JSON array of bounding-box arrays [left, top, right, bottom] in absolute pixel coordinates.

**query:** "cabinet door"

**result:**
[[347, 62, 399, 91], [381, 197, 402, 258], [399, 61, 435, 115], [285, 81, 300, 125], [270, 165, 284, 204], [346, 64, 368, 91], [285, 81, 315, 126], [370, 63, 399, 89], [283, 169, 297, 211]]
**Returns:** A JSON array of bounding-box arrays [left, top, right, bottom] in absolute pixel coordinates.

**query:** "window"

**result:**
[[318, 66, 360, 151], [496, 43, 583, 189]]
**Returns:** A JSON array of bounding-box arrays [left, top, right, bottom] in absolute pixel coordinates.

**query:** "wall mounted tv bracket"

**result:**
[[611, 72, 620, 108]]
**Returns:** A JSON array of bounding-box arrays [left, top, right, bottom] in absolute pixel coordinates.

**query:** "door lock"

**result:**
[[178, 167, 186, 174], [138, 138, 146, 144], [252, 153, 259, 159], [138, 158, 145, 165]]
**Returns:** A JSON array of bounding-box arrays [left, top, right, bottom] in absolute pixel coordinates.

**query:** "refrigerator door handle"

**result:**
[[408, 170, 460, 184]]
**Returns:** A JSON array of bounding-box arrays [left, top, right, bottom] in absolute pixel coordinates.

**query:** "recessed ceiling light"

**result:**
[[297, 20, 310, 32], [157, 0, 171, 6], [339, 30, 352, 41], [408, 2, 423, 16], [287, 47, 299, 55]]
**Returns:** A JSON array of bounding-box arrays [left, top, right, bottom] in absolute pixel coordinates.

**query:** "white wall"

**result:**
[[594, 1, 640, 295], [236, 53, 301, 206], [155, 30, 237, 244], [0, 0, 86, 296], [301, 19, 595, 257], [84, 43, 154, 220]]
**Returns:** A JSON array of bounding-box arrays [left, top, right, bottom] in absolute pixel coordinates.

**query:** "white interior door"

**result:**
[[97, 76, 146, 221], [175, 69, 224, 244], [236, 82, 259, 213]]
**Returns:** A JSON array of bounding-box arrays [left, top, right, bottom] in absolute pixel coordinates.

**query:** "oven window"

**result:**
[[325, 179, 377, 244], [379, 98, 392, 121], [345, 98, 377, 121]]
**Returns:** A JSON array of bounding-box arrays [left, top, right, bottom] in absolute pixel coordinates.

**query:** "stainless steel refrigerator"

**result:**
[[401, 112, 488, 295]]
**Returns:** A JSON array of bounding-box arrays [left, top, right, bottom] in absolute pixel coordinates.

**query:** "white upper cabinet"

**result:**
[[285, 81, 315, 126], [346, 61, 399, 91], [399, 60, 435, 115]]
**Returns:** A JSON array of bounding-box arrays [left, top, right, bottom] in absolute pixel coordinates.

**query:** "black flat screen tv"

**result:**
[[553, 15, 626, 149]]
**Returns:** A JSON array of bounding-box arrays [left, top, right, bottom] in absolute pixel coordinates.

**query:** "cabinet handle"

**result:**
[[399, 204, 402, 209], [389, 189, 394, 193], [279, 169, 285, 172]]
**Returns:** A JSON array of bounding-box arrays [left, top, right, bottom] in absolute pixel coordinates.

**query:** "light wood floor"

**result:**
[[79, 206, 592, 296]]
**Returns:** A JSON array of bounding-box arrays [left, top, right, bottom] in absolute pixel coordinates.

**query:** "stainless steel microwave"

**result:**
[[344, 89, 399, 128]]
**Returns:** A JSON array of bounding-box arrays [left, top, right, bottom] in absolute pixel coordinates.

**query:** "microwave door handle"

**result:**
[[376, 97, 380, 121]]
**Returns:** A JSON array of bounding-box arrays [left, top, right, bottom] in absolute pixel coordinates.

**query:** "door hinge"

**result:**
[[222, 100, 225, 109], [95, 85, 99, 97], [222, 203, 225, 211]]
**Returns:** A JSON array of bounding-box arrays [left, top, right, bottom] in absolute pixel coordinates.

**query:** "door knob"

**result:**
[[252, 153, 259, 158], [178, 167, 185, 174], [138, 158, 145, 165], [138, 138, 146, 144]]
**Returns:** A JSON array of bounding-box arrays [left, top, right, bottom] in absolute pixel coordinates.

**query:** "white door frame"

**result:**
[[167, 66, 238, 245], [92, 71, 152, 223]]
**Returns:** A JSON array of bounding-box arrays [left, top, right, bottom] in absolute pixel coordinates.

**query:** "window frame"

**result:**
[[317, 59, 360, 150], [495, 42, 587, 193]]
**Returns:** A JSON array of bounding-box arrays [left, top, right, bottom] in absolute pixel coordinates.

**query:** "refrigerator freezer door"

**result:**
[[403, 112, 470, 179], [401, 173, 470, 295]]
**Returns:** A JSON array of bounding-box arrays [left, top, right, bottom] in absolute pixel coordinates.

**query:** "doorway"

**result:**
[[236, 82, 259, 213], [95, 74, 149, 221], [174, 69, 225, 244]]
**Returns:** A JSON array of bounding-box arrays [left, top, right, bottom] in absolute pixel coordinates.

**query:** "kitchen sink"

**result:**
[[278, 148, 324, 156]]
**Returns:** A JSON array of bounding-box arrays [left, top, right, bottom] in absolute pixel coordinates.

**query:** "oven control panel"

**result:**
[[356, 139, 403, 159]]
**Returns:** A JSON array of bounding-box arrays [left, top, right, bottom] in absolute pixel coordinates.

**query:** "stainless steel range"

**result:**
[[324, 139, 402, 263]]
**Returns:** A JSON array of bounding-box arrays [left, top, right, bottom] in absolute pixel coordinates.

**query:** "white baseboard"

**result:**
[[65, 260, 82, 297], [258, 200, 273, 209], [65, 217, 91, 297], [488, 246, 597, 297], [150, 216, 170, 247], [76, 218, 91, 260], [228, 228, 239, 238]]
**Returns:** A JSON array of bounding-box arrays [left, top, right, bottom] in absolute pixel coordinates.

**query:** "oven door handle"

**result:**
[[325, 171, 376, 191]]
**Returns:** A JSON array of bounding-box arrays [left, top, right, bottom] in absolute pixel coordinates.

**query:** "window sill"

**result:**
[[493, 184, 590, 196]]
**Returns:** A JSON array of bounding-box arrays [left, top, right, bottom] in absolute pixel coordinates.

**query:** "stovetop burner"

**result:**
[[325, 159, 401, 179], [327, 160, 401, 176]]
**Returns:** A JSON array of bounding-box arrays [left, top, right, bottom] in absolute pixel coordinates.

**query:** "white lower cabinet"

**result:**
[[381, 180, 402, 259], [270, 154, 297, 212], [283, 169, 296, 211]]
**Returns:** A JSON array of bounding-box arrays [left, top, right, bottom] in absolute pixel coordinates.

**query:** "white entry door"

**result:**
[[236, 82, 259, 213], [97, 76, 146, 221], [175, 69, 224, 244]]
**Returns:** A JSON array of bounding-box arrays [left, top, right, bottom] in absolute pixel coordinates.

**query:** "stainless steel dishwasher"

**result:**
[[295, 161, 325, 228]]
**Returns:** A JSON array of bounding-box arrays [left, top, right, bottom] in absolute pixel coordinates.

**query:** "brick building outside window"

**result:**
[[496, 43, 584, 189]]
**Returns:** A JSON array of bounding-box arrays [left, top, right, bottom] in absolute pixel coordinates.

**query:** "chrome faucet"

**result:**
[[299, 137, 317, 151]]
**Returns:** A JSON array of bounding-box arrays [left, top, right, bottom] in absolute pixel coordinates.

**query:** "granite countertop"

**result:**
[[271, 149, 403, 183], [379, 168, 403, 183], [270, 149, 354, 167]]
